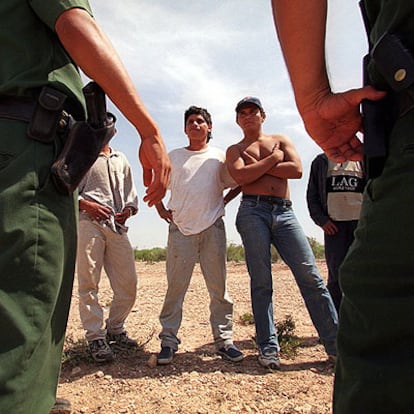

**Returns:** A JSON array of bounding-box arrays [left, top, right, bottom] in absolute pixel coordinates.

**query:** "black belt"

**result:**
[[0, 96, 36, 123], [242, 194, 292, 207]]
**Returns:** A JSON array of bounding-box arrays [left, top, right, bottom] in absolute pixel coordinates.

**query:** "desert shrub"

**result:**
[[239, 312, 255, 325], [227, 243, 245, 262], [307, 237, 325, 259], [134, 247, 167, 262], [276, 314, 302, 358], [133, 239, 323, 263], [244, 313, 302, 358]]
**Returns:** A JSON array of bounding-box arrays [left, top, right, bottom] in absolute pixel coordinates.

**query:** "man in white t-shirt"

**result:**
[[155, 106, 243, 365], [307, 153, 365, 311]]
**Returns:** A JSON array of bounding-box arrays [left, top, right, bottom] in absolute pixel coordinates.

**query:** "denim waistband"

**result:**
[[242, 194, 292, 207]]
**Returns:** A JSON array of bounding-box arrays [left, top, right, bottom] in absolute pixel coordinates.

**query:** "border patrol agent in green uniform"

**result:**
[[335, 2, 414, 413], [272, 0, 414, 413], [0, 1, 91, 413]]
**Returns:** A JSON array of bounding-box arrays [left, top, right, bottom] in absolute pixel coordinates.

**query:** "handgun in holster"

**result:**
[[362, 33, 414, 179], [51, 81, 116, 194], [361, 54, 395, 179]]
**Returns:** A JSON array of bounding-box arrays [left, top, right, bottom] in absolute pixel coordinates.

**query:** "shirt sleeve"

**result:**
[[121, 156, 139, 212], [29, 0, 93, 31], [220, 163, 238, 189], [306, 157, 330, 227]]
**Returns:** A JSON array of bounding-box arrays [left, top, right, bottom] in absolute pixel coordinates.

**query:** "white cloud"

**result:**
[[86, 0, 367, 248]]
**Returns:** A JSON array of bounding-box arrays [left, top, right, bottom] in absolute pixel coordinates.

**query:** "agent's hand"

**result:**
[[301, 86, 386, 162], [139, 137, 171, 207]]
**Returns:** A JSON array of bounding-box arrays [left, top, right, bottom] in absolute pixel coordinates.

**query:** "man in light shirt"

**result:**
[[77, 141, 138, 363], [155, 106, 243, 365]]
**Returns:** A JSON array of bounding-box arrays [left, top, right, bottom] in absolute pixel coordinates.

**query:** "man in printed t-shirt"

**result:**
[[307, 153, 365, 311]]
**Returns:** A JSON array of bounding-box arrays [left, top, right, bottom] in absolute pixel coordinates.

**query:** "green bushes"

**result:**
[[133, 238, 324, 263], [307, 237, 325, 259], [239, 313, 301, 358], [226, 243, 245, 262], [134, 247, 167, 262]]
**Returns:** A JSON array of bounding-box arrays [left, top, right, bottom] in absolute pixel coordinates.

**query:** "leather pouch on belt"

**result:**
[[27, 87, 67, 142]]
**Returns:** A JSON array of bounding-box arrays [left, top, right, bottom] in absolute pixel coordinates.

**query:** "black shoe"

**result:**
[[157, 346, 175, 365], [88, 338, 114, 363], [218, 344, 244, 362], [49, 398, 71, 414], [107, 331, 138, 348]]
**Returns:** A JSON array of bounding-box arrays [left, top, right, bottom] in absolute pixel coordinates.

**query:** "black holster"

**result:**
[[361, 55, 396, 179], [362, 33, 414, 178], [51, 114, 116, 194], [51, 82, 116, 194]]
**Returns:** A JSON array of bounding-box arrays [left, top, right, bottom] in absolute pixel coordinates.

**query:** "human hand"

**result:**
[[301, 86, 386, 162], [156, 204, 174, 224], [322, 220, 338, 236], [138, 137, 171, 207], [82, 200, 112, 221], [160, 209, 173, 224], [242, 151, 258, 165], [270, 143, 284, 163], [115, 208, 133, 225]]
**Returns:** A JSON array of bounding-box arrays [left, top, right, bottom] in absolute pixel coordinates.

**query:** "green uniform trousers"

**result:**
[[334, 111, 414, 413], [0, 119, 77, 413]]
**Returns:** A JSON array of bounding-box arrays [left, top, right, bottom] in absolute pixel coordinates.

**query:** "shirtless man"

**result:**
[[226, 96, 338, 369]]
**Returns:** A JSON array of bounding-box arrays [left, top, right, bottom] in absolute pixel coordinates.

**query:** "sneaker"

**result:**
[[258, 348, 281, 370], [217, 344, 244, 362], [106, 331, 138, 348], [49, 398, 71, 414], [89, 338, 114, 363], [157, 346, 175, 365]]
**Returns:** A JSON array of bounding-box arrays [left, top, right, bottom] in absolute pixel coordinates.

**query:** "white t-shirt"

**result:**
[[167, 146, 236, 235]]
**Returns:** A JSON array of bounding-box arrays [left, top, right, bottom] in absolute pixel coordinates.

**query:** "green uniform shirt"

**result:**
[[0, 0, 93, 119], [363, 1, 414, 88]]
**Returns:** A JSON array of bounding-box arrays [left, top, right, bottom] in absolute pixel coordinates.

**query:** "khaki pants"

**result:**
[[159, 218, 234, 351], [77, 218, 137, 341]]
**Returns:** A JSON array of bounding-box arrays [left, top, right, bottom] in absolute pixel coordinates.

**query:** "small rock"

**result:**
[[147, 354, 158, 368]]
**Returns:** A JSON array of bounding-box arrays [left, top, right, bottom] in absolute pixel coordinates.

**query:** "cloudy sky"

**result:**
[[87, 0, 367, 249]]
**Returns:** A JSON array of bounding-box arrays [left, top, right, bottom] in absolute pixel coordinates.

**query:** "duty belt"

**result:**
[[0, 96, 36, 123]]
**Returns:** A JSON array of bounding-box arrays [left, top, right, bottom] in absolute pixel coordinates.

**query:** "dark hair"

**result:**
[[184, 106, 213, 142]]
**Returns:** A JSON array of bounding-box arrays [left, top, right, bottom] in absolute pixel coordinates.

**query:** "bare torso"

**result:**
[[235, 135, 291, 198]]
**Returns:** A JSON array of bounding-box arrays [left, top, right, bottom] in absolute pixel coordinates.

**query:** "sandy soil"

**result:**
[[59, 260, 335, 414]]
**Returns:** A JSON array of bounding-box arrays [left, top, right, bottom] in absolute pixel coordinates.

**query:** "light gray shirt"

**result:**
[[78, 148, 138, 233]]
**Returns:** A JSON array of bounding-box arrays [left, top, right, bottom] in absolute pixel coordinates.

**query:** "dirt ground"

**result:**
[[60, 260, 335, 414]]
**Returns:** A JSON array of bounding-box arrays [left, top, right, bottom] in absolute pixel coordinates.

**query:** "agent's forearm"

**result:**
[[271, 0, 331, 114], [56, 8, 159, 140]]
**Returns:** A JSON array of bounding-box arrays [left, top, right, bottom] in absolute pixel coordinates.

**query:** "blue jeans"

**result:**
[[236, 196, 338, 355]]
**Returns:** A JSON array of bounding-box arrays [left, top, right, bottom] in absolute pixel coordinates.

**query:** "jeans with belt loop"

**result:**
[[236, 196, 338, 355]]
